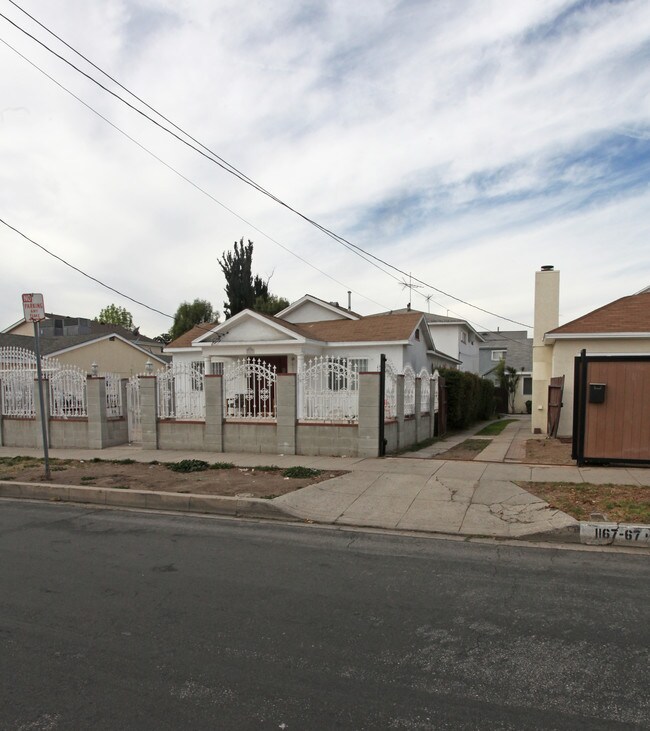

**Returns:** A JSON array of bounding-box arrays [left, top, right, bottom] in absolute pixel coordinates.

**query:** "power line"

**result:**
[[0, 35, 390, 313], [1, 3, 533, 329]]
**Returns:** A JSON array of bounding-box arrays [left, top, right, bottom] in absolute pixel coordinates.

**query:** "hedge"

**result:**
[[439, 369, 495, 429]]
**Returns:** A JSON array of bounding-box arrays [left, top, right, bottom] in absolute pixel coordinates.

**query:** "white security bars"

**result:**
[[432, 369, 440, 413], [103, 372, 123, 417], [403, 364, 416, 417], [384, 359, 398, 419], [419, 368, 431, 413], [0, 346, 60, 417], [157, 363, 206, 420], [126, 374, 142, 441], [49, 366, 87, 418], [299, 356, 360, 422], [224, 358, 277, 420]]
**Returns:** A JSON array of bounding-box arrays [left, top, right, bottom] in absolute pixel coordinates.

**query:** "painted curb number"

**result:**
[[581, 522, 650, 546]]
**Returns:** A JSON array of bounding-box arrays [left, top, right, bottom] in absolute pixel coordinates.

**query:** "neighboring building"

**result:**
[[0, 332, 168, 378], [165, 294, 461, 374], [368, 308, 481, 372], [479, 330, 533, 413], [532, 267, 650, 436]]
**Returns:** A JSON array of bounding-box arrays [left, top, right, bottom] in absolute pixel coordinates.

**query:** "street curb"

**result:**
[[0, 480, 295, 522]]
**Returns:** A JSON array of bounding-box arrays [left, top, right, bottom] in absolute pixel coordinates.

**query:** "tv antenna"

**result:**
[[399, 272, 424, 310]]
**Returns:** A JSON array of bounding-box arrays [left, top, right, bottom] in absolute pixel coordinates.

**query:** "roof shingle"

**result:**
[[548, 293, 650, 335]]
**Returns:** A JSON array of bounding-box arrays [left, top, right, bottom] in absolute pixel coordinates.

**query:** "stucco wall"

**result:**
[[54, 339, 165, 378], [2, 417, 37, 447], [551, 338, 650, 437]]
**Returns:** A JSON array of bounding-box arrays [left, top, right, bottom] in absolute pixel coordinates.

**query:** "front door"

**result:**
[[262, 356, 288, 374]]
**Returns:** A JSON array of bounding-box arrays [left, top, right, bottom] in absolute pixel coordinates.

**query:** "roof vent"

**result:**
[[541, 265, 554, 271], [329, 301, 339, 307]]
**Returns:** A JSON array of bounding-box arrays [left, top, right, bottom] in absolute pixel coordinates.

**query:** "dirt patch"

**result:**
[[525, 438, 575, 465], [433, 438, 491, 461], [518, 481, 650, 524], [0, 457, 345, 499]]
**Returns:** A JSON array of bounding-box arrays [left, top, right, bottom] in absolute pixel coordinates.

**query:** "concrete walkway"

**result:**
[[2, 441, 648, 541]]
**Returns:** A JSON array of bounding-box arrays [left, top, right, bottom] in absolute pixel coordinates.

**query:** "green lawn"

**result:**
[[475, 419, 517, 436]]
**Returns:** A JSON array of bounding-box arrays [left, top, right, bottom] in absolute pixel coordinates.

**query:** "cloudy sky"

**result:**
[[1, 0, 649, 338]]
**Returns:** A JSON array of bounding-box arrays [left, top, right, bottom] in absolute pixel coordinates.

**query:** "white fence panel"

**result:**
[[299, 356, 359, 422], [419, 369, 431, 414], [403, 365, 416, 416], [49, 366, 87, 418], [432, 370, 440, 413], [0, 347, 61, 417], [127, 375, 142, 442], [157, 364, 205, 420], [384, 360, 397, 420], [103, 373, 123, 417], [224, 358, 277, 420]]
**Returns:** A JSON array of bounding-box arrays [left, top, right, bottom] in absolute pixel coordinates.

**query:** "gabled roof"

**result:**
[[370, 308, 485, 341], [0, 333, 169, 362], [546, 292, 650, 337], [293, 311, 426, 343], [165, 321, 221, 349], [165, 310, 428, 348], [275, 294, 361, 321]]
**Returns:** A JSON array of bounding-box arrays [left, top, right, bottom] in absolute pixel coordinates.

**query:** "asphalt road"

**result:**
[[1, 500, 648, 730]]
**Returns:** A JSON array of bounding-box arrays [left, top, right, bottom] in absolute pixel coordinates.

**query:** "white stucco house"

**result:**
[[165, 294, 461, 374]]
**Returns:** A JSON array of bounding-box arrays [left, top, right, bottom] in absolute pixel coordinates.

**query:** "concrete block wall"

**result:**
[[296, 424, 358, 456], [1, 417, 38, 448], [49, 418, 89, 448], [158, 421, 206, 451], [223, 422, 277, 453]]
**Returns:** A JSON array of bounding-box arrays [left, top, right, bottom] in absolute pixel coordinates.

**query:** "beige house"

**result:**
[[532, 268, 650, 436], [0, 332, 168, 378]]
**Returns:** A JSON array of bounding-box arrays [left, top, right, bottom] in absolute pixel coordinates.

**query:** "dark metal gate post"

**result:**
[[379, 354, 386, 457]]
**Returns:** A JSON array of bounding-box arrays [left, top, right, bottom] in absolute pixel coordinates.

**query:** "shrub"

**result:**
[[282, 466, 321, 478], [439, 369, 495, 429], [167, 459, 210, 473], [210, 462, 235, 470]]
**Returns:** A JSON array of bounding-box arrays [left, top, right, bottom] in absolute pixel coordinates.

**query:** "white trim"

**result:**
[[545, 331, 650, 341], [276, 294, 359, 321], [192, 309, 307, 345]]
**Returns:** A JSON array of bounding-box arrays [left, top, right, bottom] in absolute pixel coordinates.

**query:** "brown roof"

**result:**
[[548, 292, 650, 335], [295, 311, 424, 342], [165, 311, 424, 347], [165, 321, 220, 348]]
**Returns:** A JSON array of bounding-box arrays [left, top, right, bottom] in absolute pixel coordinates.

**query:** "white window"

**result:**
[[347, 358, 369, 375], [460, 331, 467, 344], [210, 361, 224, 376], [491, 349, 506, 361]]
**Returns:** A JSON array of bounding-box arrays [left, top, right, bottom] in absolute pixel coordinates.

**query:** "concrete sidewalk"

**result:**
[[2, 443, 648, 541]]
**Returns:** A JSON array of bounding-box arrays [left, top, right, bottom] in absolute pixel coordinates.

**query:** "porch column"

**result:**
[[276, 373, 296, 455], [296, 354, 305, 420], [87, 376, 108, 449], [204, 375, 224, 452], [358, 372, 381, 458], [139, 375, 158, 450]]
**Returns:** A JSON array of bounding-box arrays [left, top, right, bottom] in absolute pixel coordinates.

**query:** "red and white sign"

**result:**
[[22, 293, 46, 322]]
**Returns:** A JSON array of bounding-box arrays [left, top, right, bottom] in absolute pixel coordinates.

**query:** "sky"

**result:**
[[1, 0, 649, 339]]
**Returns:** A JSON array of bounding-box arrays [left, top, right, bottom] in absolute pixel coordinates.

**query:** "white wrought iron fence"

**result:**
[[224, 358, 277, 420], [419, 368, 431, 414], [103, 372, 123, 418], [157, 363, 205, 420], [299, 356, 360, 422], [403, 365, 416, 417], [49, 366, 87, 418], [0, 346, 61, 417], [384, 359, 398, 419], [432, 369, 440, 413], [126, 375, 142, 442]]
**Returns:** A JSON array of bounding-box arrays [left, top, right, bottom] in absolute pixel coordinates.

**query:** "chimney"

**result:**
[[532, 265, 560, 435], [533, 265, 559, 347]]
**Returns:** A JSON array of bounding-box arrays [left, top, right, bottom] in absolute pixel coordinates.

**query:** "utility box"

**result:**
[[588, 383, 606, 404]]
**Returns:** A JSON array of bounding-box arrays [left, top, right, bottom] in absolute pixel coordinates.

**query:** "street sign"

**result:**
[[22, 293, 46, 322]]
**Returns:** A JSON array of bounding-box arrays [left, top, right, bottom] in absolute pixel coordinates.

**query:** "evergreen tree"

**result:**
[[170, 299, 216, 341]]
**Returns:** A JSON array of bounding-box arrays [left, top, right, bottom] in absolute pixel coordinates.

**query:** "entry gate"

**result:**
[[126, 375, 142, 443]]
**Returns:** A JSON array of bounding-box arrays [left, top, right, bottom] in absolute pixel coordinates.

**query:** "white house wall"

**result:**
[[218, 317, 291, 342], [281, 301, 349, 323]]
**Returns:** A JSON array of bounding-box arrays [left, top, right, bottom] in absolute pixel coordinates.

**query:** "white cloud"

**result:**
[[1, 0, 649, 338]]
